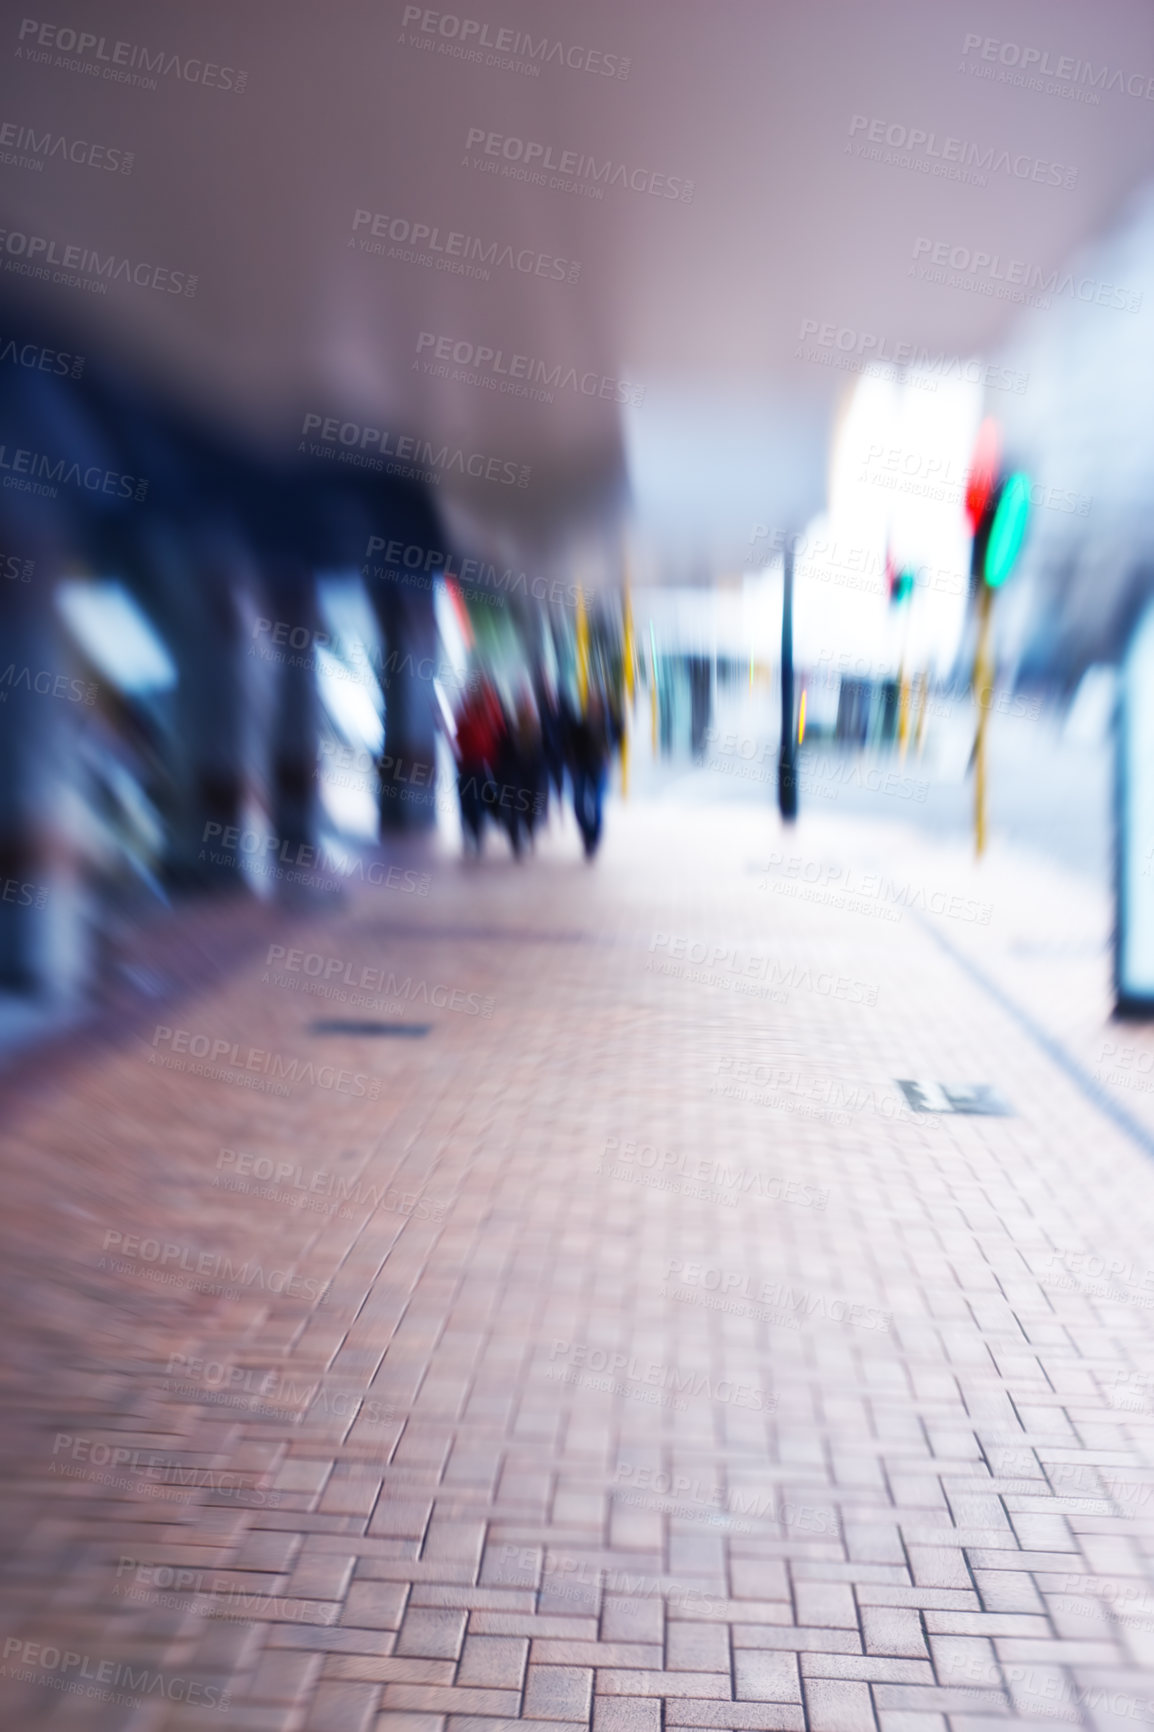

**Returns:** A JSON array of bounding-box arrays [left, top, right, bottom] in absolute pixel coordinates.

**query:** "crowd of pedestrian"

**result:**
[[450, 674, 621, 860]]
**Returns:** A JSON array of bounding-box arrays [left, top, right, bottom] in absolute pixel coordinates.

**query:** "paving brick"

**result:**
[[730, 1559, 790, 1601], [456, 1634, 529, 1688], [268, 1627, 397, 1655], [922, 1610, 1049, 1636], [289, 1552, 359, 1600], [801, 1657, 933, 1683], [795, 1581, 859, 1629], [993, 1638, 1123, 1664], [926, 1634, 998, 1688], [326, 1657, 458, 1684], [593, 1698, 662, 1732], [522, 1663, 594, 1719], [469, 1614, 600, 1641], [970, 1570, 1047, 1614], [803, 1678, 879, 1732], [368, 1501, 434, 1541], [870, 1687, 1009, 1713], [304, 1679, 383, 1731], [379, 1684, 522, 1716], [855, 1587, 977, 1613], [243, 1648, 325, 1703], [532, 1639, 662, 1667], [447, 1722, 578, 1732], [663, 1706, 806, 1730], [860, 1607, 928, 1657], [732, 1628, 863, 1655], [344, 1582, 411, 1630], [734, 1649, 802, 1701], [394, 1608, 468, 1660], [410, 1586, 536, 1612], [601, 1597, 665, 1644], [597, 1669, 733, 1698], [668, 1620, 732, 1672]]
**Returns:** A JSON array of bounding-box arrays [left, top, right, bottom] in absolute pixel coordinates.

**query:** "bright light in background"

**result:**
[[434, 576, 471, 691], [57, 581, 178, 693], [315, 647, 383, 752], [314, 575, 384, 838], [316, 664, 381, 833], [622, 385, 825, 577], [827, 370, 901, 532], [318, 572, 380, 672], [634, 576, 780, 668], [799, 368, 984, 676]]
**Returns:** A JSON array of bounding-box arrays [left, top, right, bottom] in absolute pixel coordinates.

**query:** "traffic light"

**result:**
[[982, 473, 1030, 589], [885, 545, 913, 605], [889, 567, 914, 605], [965, 443, 1031, 859]]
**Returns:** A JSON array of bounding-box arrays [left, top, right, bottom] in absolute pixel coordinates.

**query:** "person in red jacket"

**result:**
[[452, 678, 505, 855]]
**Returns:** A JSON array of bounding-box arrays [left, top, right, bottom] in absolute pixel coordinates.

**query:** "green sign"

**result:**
[[983, 472, 1030, 589]]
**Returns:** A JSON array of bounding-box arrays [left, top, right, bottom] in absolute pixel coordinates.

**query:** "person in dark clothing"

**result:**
[[493, 690, 540, 859], [567, 692, 612, 858], [512, 692, 548, 849], [536, 679, 567, 804]]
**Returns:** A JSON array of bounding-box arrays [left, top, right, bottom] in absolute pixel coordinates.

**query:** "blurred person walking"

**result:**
[[537, 676, 567, 805], [494, 687, 545, 858], [566, 689, 614, 859], [452, 677, 505, 856], [514, 688, 548, 849]]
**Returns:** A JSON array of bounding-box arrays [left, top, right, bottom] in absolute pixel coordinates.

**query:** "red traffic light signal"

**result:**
[[965, 418, 1001, 533]]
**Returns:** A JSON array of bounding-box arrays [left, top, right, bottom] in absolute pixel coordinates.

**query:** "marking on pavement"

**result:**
[[308, 1020, 432, 1037], [915, 913, 1154, 1162], [896, 1080, 1012, 1115]]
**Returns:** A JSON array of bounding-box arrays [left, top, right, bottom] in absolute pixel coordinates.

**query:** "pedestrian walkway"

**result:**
[[2, 798, 1154, 1732]]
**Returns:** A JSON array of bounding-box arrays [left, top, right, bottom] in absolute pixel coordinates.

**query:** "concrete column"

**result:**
[[373, 584, 438, 833], [269, 570, 321, 859], [126, 523, 249, 890], [0, 552, 93, 1004]]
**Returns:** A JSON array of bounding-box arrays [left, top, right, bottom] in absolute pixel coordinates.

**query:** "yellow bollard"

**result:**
[[914, 667, 929, 754], [973, 584, 994, 857], [575, 587, 590, 712]]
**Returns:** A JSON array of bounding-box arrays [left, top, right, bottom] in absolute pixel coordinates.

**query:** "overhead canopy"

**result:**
[[6, 0, 1154, 582]]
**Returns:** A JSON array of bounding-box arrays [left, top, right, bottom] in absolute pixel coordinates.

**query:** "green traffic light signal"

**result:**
[[983, 472, 1030, 589]]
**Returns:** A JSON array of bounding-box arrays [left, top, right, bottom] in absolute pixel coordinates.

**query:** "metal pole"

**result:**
[[973, 582, 994, 857], [778, 542, 798, 821], [620, 582, 633, 799], [897, 592, 912, 759], [575, 587, 590, 711], [914, 664, 929, 754]]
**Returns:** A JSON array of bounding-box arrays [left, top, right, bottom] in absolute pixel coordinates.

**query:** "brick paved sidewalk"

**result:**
[[1, 799, 1154, 1732]]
